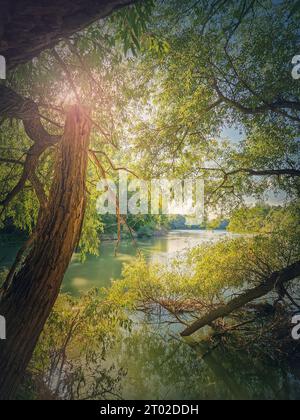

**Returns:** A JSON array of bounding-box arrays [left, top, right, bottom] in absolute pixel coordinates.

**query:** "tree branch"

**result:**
[[181, 260, 300, 337], [212, 79, 300, 123], [29, 172, 48, 209], [0, 86, 61, 209], [0, 86, 61, 145], [200, 167, 300, 178], [91, 150, 139, 178]]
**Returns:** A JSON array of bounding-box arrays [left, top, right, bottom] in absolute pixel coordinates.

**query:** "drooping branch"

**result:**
[[228, 168, 300, 177], [222, 46, 300, 115], [0, 86, 61, 145], [51, 49, 117, 148], [181, 260, 300, 337], [0, 144, 49, 208], [65, 39, 107, 99], [91, 150, 139, 178], [52, 49, 81, 104], [89, 150, 141, 256], [0, 85, 61, 209]]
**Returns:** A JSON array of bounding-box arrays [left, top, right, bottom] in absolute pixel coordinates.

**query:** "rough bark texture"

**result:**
[[0, 0, 136, 70], [0, 105, 91, 400], [181, 261, 300, 337]]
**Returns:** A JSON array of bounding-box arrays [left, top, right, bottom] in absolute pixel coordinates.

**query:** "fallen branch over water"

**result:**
[[181, 261, 300, 337]]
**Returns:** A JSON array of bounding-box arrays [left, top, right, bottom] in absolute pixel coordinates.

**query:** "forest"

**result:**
[[0, 0, 299, 401]]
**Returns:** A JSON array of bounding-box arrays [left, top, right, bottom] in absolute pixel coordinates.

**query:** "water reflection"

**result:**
[[112, 327, 300, 400]]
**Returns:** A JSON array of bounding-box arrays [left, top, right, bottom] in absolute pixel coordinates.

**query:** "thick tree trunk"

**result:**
[[0, 105, 91, 400], [0, 0, 136, 70]]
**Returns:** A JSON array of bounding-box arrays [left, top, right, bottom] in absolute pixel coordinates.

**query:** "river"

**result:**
[[0, 230, 229, 295], [0, 230, 299, 400], [63, 230, 231, 295]]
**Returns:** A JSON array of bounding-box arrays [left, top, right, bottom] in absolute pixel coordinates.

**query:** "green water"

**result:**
[[0, 230, 228, 294], [62, 230, 231, 295], [0, 230, 299, 400]]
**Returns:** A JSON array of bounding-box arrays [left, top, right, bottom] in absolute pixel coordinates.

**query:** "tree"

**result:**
[[106, 0, 300, 338], [0, 0, 155, 400], [108, 203, 300, 338], [0, 0, 299, 399], [181, 261, 300, 336], [0, 0, 137, 69], [0, 105, 91, 399], [126, 0, 300, 211]]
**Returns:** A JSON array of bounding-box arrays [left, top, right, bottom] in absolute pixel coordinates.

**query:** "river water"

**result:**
[[0, 230, 299, 400], [63, 230, 231, 295]]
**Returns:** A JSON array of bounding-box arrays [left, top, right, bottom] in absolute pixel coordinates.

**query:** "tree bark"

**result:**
[[0, 105, 91, 400], [181, 261, 300, 337], [0, 0, 136, 70]]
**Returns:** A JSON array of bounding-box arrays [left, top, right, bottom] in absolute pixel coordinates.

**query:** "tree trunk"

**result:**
[[0, 105, 91, 400], [0, 0, 136, 70]]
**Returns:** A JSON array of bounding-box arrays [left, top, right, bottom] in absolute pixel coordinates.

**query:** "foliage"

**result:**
[[122, 0, 300, 214], [27, 290, 131, 400], [109, 1, 169, 56], [0, 0, 160, 252], [108, 202, 300, 319], [0, 0, 300, 400], [228, 204, 273, 233], [228, 202, 300, 234], [78, 196, 103, 261], [18, 202, 300, 400], [1, 0, 299, 244]]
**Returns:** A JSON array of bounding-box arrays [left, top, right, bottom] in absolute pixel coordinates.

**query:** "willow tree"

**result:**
[[129, 0, 300, 182], [118, 0, 300, 334], [0, 0, 155, 399], [0, 104, 92, 399]]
